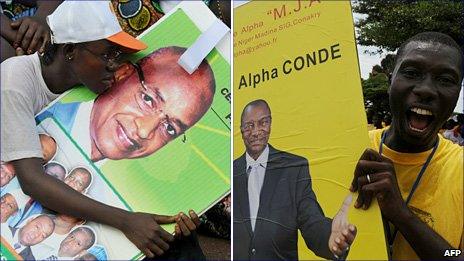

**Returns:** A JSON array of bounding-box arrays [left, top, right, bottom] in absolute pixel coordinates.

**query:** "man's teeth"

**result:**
[[409, 124, 426, 132], [411, 107, 433, 116], [120, 126, 135, 146]]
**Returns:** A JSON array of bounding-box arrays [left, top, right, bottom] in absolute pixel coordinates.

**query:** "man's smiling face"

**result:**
[[389, 41, 462, 146], [89, 47, 215, 161], [241, 103, 272, 158], [59, 228, 94, 257], [64, 168, 92, 193], [18, 215, 54, 246]]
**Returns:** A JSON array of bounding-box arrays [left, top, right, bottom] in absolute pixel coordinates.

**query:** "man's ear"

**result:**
[[114, 63, 135, 82], [62, 44, 77, 61]]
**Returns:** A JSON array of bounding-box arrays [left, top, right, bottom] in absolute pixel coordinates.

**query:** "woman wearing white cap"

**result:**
[[1, 1, 199, 258]]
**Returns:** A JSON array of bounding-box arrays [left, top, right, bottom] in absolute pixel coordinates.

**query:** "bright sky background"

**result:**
[[352, 13, 389, 79]]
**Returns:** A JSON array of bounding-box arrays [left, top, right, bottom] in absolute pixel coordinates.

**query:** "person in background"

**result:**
[[443, 114, 464, 145], [111, 0, 230, 38], [1, 0, 63, 62]]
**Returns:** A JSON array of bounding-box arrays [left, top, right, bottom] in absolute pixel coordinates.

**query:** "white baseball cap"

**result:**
[[47, 0, 147, 53]]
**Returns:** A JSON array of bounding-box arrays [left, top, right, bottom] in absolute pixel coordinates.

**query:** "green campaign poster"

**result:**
[[1, 3, 229, 260]]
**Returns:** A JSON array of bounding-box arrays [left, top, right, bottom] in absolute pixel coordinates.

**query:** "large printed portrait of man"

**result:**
[[38, 46, 216, 163], [1, 6, 230, 260]]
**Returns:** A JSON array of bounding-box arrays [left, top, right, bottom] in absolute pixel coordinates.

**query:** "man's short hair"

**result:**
[[395, 32, 463, 74], [240, 99, 271, 126]]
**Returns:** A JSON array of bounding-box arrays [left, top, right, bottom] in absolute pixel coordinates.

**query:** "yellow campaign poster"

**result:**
[[233, 1, 388, 259]]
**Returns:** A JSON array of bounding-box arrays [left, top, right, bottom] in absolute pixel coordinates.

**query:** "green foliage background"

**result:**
[[353, 0, 463, 122], [353, 0, 463, 52]]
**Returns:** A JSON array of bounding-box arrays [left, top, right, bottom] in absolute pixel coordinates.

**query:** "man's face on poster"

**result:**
[[39, 134, 57, 163], [0, 193, 18, 223], [59, 228, 93, 257], [90, 49, 214, 161], [64, 168, 92, 193], [19, 215, 54, 246], [0, 162, 15, 187], [241, 104, 272, 157], [44, 163, 67, 181]]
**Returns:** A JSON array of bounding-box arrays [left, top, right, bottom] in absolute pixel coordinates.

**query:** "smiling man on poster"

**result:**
[[37, 46, 215, 163], [233, 99, 357, 260]]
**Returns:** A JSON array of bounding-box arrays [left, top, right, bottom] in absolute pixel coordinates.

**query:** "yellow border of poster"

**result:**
[[234, 1, 388, 259]]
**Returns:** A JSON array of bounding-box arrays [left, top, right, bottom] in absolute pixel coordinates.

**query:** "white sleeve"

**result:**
[[1, 89, 43, 162]]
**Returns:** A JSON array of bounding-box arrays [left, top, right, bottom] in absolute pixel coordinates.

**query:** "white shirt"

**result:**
[[1, 53, 60, 162], [10, 229, 26, 253], [245, 145, 269, 231], [1, 222, 14, 243]]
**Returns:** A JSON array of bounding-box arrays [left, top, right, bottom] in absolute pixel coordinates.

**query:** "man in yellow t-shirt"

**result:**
[[350, 32, 463, 260]]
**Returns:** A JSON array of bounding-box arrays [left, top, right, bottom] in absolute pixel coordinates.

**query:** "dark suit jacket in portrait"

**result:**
[[233, 145, 333, 260], [19, 246, 35, 260]]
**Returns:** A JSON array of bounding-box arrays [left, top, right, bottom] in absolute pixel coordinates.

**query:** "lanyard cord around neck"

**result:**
[[379, 130, 439, 251]]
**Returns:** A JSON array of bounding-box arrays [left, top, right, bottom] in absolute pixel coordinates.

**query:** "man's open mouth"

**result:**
[[406, 107, 435, 132], [116, 123, 141, 152]]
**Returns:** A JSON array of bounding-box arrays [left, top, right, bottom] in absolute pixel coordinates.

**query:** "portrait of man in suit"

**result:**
[[5, 214, 55, 260], [233, 99, 357, 260]]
